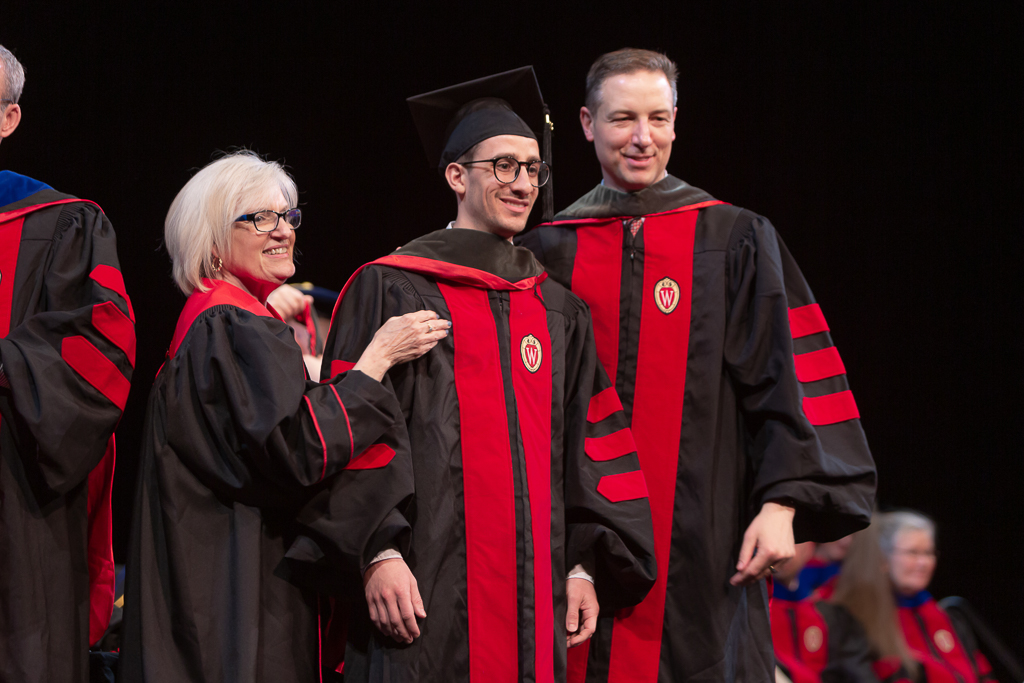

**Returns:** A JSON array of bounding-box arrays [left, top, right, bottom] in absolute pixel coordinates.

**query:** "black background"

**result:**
[[5, 2, 1021, 657]]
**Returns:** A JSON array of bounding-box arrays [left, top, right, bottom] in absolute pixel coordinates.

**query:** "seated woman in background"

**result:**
[[119, 151, 449, 682], [771, 542, 880, 683], [877, 512, 996, 683], [830, 521, 918, 683]]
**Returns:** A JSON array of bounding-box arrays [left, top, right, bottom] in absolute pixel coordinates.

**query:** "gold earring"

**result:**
[[212, 256, 223, 272]]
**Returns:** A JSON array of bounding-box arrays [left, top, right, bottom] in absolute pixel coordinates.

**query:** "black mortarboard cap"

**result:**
[[408, 66, 554, 221]]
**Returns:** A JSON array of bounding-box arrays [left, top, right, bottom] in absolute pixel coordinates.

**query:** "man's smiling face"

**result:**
[[454, 134, 540, 239], [581, 69, 676, 193]]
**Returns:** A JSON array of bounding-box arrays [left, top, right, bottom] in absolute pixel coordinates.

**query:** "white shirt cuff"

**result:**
[[361, 546, 402, 574], [567, 563, 594, 584]]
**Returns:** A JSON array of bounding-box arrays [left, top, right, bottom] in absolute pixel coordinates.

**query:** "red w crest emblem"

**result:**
[[520, 334, 542, 373], [654, 277, 681, 314]]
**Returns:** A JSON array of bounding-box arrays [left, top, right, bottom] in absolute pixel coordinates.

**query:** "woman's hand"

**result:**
[[353, 310, 450, 381]]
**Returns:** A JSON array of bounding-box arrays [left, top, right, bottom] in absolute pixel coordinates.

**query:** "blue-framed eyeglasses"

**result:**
[[234, 208, 302, 233]]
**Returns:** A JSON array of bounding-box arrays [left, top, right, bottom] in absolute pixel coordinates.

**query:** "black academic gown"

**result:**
[[322, 228, 657, 683], [517, 176, 876, 683], [0, 172, 133, 683], [119, 279, 414, 683]]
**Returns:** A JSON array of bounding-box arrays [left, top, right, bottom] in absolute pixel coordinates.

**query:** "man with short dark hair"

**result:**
[[518, 48, 876, 683], [0, 44, 134, 682], [321, 67, 656, 683]]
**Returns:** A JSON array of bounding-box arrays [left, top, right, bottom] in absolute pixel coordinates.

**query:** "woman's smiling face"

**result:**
[[219, 186, 297, 296]]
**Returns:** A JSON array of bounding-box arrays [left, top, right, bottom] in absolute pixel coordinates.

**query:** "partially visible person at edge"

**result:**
[[772, 542, 880, 683], [268, 282, 324, 377], [876, 511, 997, 683], [119, 151, 447, 682], [320, 67, 657, 682], [805, 536, 856, 601], [0, 44, 135, 683], [830, 521, 918, 683], [516, 47, 876, 683]]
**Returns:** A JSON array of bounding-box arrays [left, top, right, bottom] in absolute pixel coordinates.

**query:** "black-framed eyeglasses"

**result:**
[[234, 208, 302, 232], [460, 156, 551, 188]]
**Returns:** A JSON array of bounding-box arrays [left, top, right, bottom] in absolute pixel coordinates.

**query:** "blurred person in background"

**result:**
[[803, 536, 855, 601], [268, 282, 331, 378], [876, 512, 996, 683], [830, 521, 917, 683], [772, 542, 879, 683]]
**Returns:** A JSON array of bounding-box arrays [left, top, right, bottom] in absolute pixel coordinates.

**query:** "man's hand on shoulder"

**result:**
[[729, 500, 796, 586], [363, 558, 426, 644]]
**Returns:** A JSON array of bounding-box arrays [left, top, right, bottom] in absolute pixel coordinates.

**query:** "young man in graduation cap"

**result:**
[[0, 44, 134, 682], [517, 48, 877, 683], [322, 66, 656, 683]]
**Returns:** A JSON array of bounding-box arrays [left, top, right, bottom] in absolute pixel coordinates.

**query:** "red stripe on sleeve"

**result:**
[[573, 220, 623, 385], [438, 283, 519, 683], [584, 428, 637, 462], [345, 443, 396, 470], [586, 386, 623, 424], [802, 390, 860, 425], [328, 384, 355, 462], [303, 395, 330, 481], [330, 360, 355, 378], [89, 265, 135, 323], [788, 304, 828, 339], [61, 336, 130, 410], [596, 470, 649, 503], [92, 301, 136, 367], [794, 346, 846, 383]]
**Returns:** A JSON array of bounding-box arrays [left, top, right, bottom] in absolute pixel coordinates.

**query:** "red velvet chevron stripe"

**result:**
[[584, 428, 637, 462], [596, 470, 649, 502], [794, 347, 845, 383], [802, 390, 860, 425], [789, 303, 828, 338], [61, 336, 131, 410], [587, 386, 623, 423], [90, 264, 135, 323], [92, 301, 136, 367]]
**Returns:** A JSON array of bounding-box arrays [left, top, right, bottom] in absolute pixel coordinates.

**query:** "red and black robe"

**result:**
[[0, 171, 134, 683], [897, 592, 995, 683], [771, 578, 879, 683], [517, 175, 876, 683], [120, 279, 414, 682], [322, 228, 657, 683]]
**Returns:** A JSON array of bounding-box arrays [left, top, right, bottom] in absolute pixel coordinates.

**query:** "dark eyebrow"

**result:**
[[494, 153, 542, 163]]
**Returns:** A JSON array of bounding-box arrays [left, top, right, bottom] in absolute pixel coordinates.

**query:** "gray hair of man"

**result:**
[[165, 150, 298, 295], [0, 45, 26, 105], [876, 510, 936, 561], [584, 48, 679, 113]]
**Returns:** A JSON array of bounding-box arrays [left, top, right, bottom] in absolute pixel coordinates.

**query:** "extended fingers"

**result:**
[[385, 590, 411, 643]]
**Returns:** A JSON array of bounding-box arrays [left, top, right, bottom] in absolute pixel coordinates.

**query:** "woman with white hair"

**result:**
[[119, 151, 449, 682], [877, 511, 996, 683]]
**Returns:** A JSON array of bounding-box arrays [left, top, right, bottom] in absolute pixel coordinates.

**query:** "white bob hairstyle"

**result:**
[[165, 150, 298, 295], [877, 510, 936, 561]]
